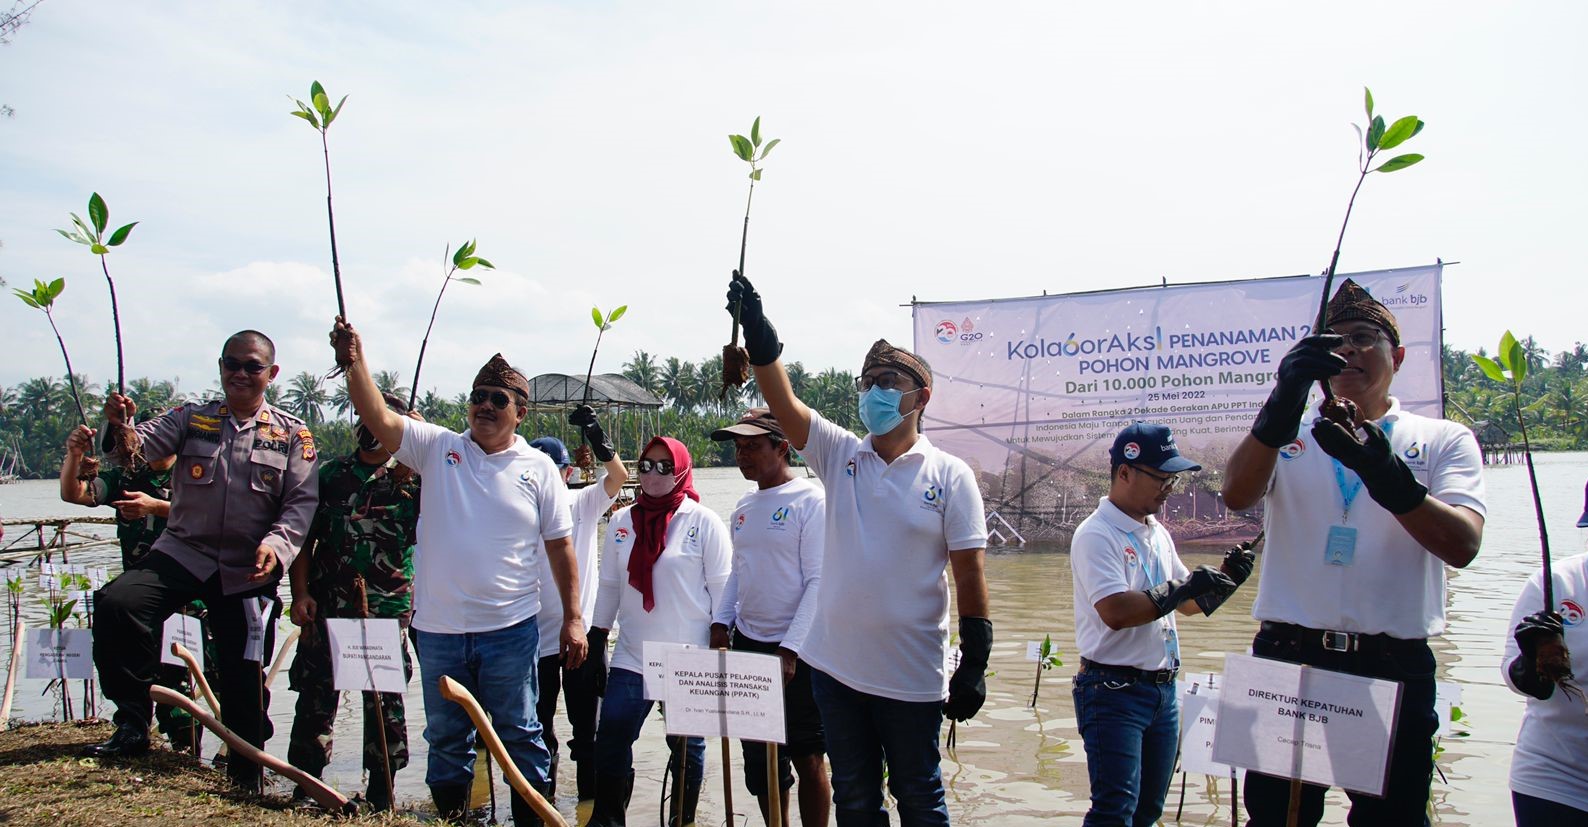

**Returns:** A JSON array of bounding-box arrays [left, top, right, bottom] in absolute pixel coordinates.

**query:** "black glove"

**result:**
[[1192, 544, 1257, 616], [1251, 335, 1346, 448], [726, 271, 783, 366], [585, 627, 610, 697], [944, 617, 992, 722], [569, 404, 615, 463], [1311, 419, 1427, 515], [1146, 566, 1236, 618], [1509, 611, 1564, 701]]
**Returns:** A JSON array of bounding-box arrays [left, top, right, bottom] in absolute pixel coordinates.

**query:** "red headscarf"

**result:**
[[628, 436, 699, 612]]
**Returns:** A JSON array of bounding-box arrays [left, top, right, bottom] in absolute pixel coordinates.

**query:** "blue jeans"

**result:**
[[594, 668, 705, 784], [810, 668, 949, 827], [1072, 669, 1179, 827], [415, 615, 548, 789]]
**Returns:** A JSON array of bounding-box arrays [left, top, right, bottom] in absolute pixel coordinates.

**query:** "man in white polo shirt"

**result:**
[[725, 273, 991, 827], [332, 319, 587, 827], [1071, 422, 1250, 827], [1221, 281, 1485, 826], [709, 408, 830, 827]]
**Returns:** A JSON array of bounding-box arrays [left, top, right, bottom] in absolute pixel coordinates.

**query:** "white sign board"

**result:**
[[160, 613, 205, 672], [325, 618, 405, 693], [662, 648, 785, 743], [26, 628, 94, 680], [1435, 681, 1463, 738], [642, 641, 694, 701], [1211, 654, 1402, 796], [1179, 691, 1236, 777], [242, 598, 268, 663]]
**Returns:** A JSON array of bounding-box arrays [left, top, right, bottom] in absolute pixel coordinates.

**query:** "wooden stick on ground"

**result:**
[[438, 675, 568, 827], [151, 685, 356, 815], [171, 642, 221, 718], [721, 735, 735, 826], [0, 619, 22, 723], [264, 627, 300, 689], [767, 742, 782, 827]]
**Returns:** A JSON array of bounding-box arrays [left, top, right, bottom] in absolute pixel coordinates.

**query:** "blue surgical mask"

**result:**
[[857, 387, 919, 436]]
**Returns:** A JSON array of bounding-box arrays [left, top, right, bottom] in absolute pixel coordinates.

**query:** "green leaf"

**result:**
[[1374, 153, 1424, 173], [592, 306, 604, 328], [90, 243, 109, 255], [473, 257, 495, 269], [55, 228, 86, 244], [750, 168, 762, 181], [107, 222, 137, 246], [1470, 354, 1506, 384], [313, 91, 330, 118], [310, 80, 326, 100], [1376, 115, 1421, 150], [1498, 331, 1519, 372], [1450, 706, 1464, 722], [751, 116, 762, 147], [455, 276, 482, 285], [458, 257, 480, 270], [13, 289, 40, 308], [1366, 115, 1385, 150], [71, 213, 95, 241], [326, 95, 348, 127], [454, 240, 475, 266], [290, 109, 320, 129], [48, 277, 65, 298], [1509, 339, 1528, 384], [607, 304, 628, 323], [758, 137, 780, 160], [88, 192, 108, 234], [1410, 119, 1425, 138], [1364, 87, 1374, 119], [729, 134, 754, 162]]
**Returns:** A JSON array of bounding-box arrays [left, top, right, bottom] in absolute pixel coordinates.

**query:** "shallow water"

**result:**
[[5, 453, 1586, 825]]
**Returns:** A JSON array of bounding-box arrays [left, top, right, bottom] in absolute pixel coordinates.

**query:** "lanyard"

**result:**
[[1329, 419, 1394, 523], [1110, 522, 1179, 669]]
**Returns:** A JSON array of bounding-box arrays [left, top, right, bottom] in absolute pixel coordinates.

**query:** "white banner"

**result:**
[[912, 265, 1443, 537]]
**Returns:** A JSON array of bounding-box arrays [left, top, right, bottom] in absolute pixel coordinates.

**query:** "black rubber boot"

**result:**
[[588, 772, 634, 827], [546, 751, 559, 804], [667, 772, 702, 826], [576, 758, 597, 801], [431, 783, 472, 823], [365, 770, 394, 813], [510, 779, 554, 827]]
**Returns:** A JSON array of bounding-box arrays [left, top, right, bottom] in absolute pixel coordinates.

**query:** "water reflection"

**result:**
[[5, 452, 1587, 824]]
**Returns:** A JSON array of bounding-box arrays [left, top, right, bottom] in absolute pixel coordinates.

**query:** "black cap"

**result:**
[[1109, 421, 1202, 473], [711, 408, 786, 442]]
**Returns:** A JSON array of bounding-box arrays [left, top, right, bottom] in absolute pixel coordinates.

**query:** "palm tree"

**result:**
[[623, 350, 661, 397], [693, 358, 721, 416], [17, 377, 64, 417], [660, 358, 696, 412], [128, 377, 177, 414], [785, 361, 810, 398], [282, 371, 329, 424], [372, 370, 410, 401], [0, 383, 21, 415], [329, 383, 353, 421]]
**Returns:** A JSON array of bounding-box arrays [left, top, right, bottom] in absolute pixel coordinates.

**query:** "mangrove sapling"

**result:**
[[13, 278, 97, 480], [56, 192, 142, 469], [409, 240, 494, 410], [289, 80, 353, 372], [1473, 332, 1579, 698], [1312, 88, 1428, 429], [722, 117, 781, 398], [1029, 633, 1064, 707], [575, 305, 628, 469]]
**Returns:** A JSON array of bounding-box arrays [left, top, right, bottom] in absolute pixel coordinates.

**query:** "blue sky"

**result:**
[[3, 1, 1584, 396]]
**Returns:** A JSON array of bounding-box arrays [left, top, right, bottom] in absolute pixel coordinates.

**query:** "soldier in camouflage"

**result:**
[[59, 423, 219, 753], [288, 392, 420, 811]]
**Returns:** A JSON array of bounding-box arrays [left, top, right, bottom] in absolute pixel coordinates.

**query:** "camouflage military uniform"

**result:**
[[288, 454, 420, 781], [91, 464, 219, 749]]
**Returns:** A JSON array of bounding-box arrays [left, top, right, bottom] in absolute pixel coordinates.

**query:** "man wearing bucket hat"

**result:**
[[1071, 422, 1251, 827], [725, 273, 990, 826]]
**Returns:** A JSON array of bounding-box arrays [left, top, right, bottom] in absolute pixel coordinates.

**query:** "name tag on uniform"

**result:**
[[1324, 525, 1357, 566]]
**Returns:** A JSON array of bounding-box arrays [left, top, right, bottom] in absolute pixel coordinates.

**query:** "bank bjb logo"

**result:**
[[1279, 440, 1306, 461], [519, 469, 534, 483], [1560, 599, 1585, 627], [1122, 442, 1141, 461], [445, 450, 462, 467], [845, 458, 856, 477], [687, 526, 699, 540], [923, 484, 942, 504], [1404, 442, 1422, 460], [935, 317, 983, 345], [771, 506, 790, 524]]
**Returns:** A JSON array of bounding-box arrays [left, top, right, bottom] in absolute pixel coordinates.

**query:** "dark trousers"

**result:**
[[287, 617, 412, 780], [1242, 627, 1439, 827], [1514, 790, 1588, 826], [536, 652, 599, 767], [93, 551, 279, 786]]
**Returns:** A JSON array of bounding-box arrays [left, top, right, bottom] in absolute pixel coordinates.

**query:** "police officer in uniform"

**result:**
[[87, 330, 319, 792]]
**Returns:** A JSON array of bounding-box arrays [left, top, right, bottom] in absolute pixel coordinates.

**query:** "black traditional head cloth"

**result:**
[[473, 353, 532, 401], [1325, 278, 1401, 346], [862, 339, 933, 389]]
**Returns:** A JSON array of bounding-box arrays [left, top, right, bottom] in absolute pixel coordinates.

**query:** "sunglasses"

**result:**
[[637, 458, 676, 475], [469, 389, 515, 408], [1131, 464, 1182, 491], [220, 356, 272, 375]]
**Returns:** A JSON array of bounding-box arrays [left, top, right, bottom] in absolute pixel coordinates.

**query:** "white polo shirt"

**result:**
[[1251, 398, 1486, 639], [592, 497, 733, 675], [1504, 553, 1588, 812], [712, 477, 825, 654], [394, 419, 572, 635], [798, 410, 988, 703], [1071, 498, 1190, 671], [537, 476, 617, 658]]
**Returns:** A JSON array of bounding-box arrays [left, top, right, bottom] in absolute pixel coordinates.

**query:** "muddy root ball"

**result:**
[[721, 344, 750, 400], [1537, 636, 1575, 687], [76, 454, 100, 483], [111, 421, 146, 472], [573, 444, 594, 470], [1319, 396, 1363, 429]]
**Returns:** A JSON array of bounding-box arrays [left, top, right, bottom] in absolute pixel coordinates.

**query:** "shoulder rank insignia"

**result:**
[[259, 410, 271, 424], [297, 427, 317, 461]]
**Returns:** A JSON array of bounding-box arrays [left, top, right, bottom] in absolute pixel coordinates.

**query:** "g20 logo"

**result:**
[[935, 321, 958, 344], [1279, 440, 1306, 461], [1560, 599, 1585, 627], [935, 317, 983, 345]]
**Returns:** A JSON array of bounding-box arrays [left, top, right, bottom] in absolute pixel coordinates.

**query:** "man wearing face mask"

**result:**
[[725, 273, 991, 827], [286, 391, 422, 811], [330, 319, 585, 827]]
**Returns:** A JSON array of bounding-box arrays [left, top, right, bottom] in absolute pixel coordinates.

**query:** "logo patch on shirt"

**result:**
[[687, 526, 699, 540], [1278, 439, 1306, 461], [445, 450, 461, 467], [297, 427, 316, 460], [614, 528, 630, 544], [845, 459, 856, 477], [920, 483, 944, 513], [1560, 600, 1584, 627], [190, 463, 205, 480], [1122, 442, 1141, 460], [1403, 442, 1422, 459], [771, 507, 790, 523], [734, 514, 747, 532], [1123, 546, 1139, 568], [519, 469, 535, 483]]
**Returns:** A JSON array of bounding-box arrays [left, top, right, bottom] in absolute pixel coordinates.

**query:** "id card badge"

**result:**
[[1163, 625, 1182, 670], [1325, 525, 1357, 566]]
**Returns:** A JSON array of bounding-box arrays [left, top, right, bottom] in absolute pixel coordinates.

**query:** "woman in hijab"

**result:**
[[586, 436, 732, 827]]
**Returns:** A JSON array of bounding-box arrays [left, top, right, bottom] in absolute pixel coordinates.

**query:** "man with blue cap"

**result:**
[[1070, 421, 1253, 827]]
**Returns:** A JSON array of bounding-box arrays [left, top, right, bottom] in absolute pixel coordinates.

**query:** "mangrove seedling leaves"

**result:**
[[453, 240, 477, 266], [1498, 330, 1519, 373], [90, 243, 108, 255], [1364, 86, 1374, 119], [455, 276, 482, 286], [592, 306, 605, 328], [107, 222, 137, 246], [1471, 354, 1506, 384], [1377, 115, 1422, 151], [88, 192, 108, 234], [751, 168, 762, 181], [607, 304, 628, 323], [751, 116, 762, 147], [1375, 153, 1424, 173], [1366, 114, 1386, 150], [758, 137, 780, 161], [473, 257, 494, 269], [730, 134, 754, 162], [325, 95, 348, 127], [1508, 340, 1528, 384]]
